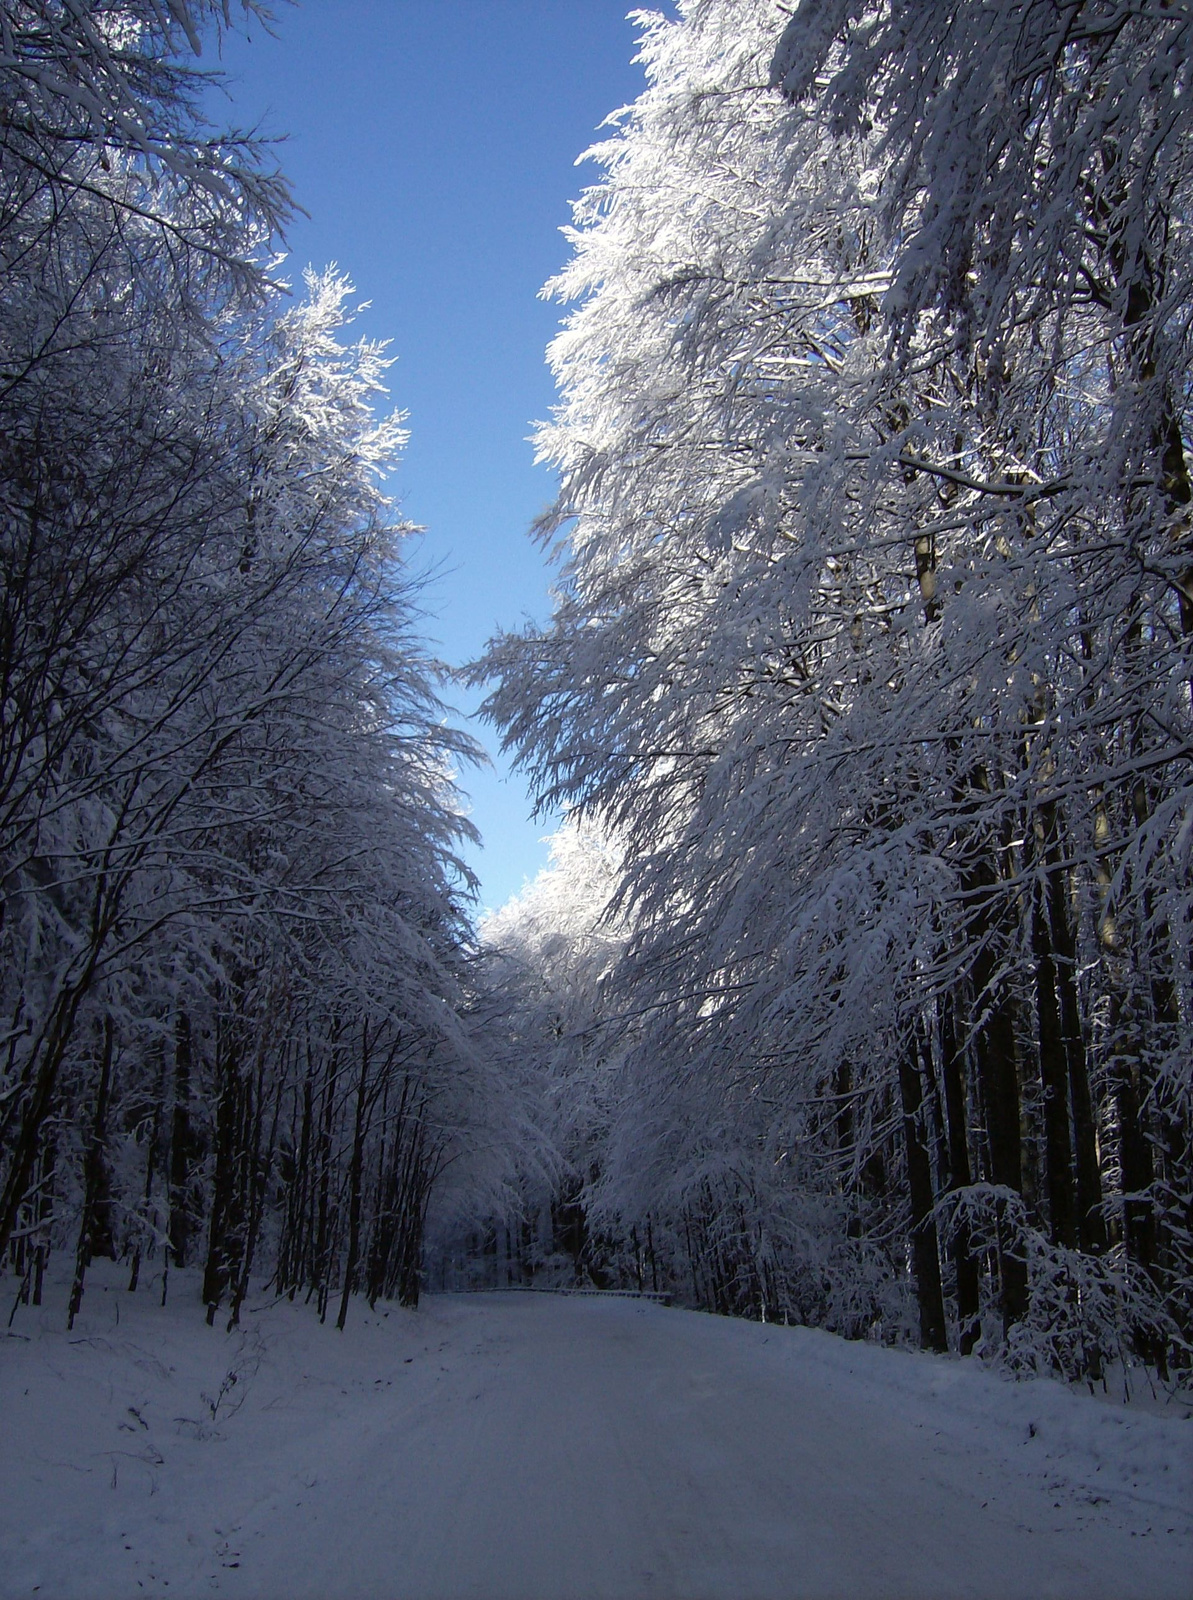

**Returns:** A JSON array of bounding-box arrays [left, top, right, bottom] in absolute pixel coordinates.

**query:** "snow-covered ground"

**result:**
[[3, 1266, 1190, 1600]]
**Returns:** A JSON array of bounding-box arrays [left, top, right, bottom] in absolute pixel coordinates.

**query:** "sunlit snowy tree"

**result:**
[[480, 0, 1193, 1374]]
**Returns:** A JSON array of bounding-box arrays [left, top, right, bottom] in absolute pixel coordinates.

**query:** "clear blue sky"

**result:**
[[210, 2, 657, 914]]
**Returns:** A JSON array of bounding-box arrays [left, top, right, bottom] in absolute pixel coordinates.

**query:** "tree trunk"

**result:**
[[167, 1011, 195, 1272], [898, 1032, 947, 1353], [1040, 802, 1105, 1255], [967, 857, 1028, 1332], [1031, 837, 1078, 1251], [203, 1029, 247, 1324], [939, 992, 981, 1353], [68, 1016, 116, 1330], [337, 1026, 372, 1332]]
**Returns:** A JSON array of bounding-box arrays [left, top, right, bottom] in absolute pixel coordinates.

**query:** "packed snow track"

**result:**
[[3, 1280, 1190, 1599]]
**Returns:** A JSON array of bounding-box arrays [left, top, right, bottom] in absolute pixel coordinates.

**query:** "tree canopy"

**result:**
[[478, 0, 1193, 1377]]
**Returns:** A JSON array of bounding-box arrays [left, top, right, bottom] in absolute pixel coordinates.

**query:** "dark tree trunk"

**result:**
[[337, 1028, 372, 1332], [646, 1214, 659, 1294], [167, 1012, 195, 1272], [68, 1016, 116, 1330], [313, 1041, 340, 1322], [128, 1038, 168, 1294], [1040, 804, 1106, 1255], [1110, 1011, 1158, 1276], [967, 858, 1028, 1332], [1032, 846, 1078, 1251], [227, 1053, 280, 1331], [898, 1032, 948, 1353], [203, 1030, 248, 1323], [939, 992, 981, 1353]]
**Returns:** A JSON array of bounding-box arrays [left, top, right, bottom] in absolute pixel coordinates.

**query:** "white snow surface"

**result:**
[[3, 1267, 1190, 1600]]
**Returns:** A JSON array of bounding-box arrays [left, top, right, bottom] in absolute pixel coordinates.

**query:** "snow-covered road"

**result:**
[[4, 1278, 1190, 1599]]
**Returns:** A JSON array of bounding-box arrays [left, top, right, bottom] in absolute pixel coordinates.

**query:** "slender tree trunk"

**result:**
[[227, 1049, 281, 1331], [1032, 840, 1078, 1251], [68, 1016, 116, 1330], [939, 992, 981, 1353], [898, 1031, 948, 1352], [395, 1128, 431, 1310], [313, 1038, 340, 1322], [204, 1029, 247, 1324], [128, 1038, 168, 1294], [967, 855, 1029, 1332], [1040, 802, 1106, 1255], [167, 1011, 194, 1272], [31, 1129, 54, 1307], [337, 1026, 372, 1332]]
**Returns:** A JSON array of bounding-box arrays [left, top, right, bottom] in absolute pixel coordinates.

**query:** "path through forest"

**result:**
[[3, 1278, 1190, 1599]]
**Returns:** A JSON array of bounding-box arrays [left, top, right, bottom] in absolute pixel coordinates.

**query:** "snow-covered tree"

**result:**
[[432, 819, 630, 1290], [479, 0, 1193, 1374], [1, 1, 493, 1328]]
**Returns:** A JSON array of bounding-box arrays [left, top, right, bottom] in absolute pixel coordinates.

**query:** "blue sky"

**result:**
[[210, 2, 656, 914]]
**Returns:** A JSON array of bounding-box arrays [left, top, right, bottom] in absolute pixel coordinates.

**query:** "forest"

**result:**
[[3, 0, 1191, 1396]]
